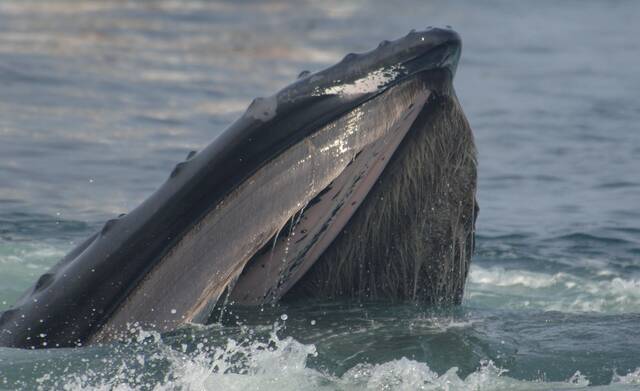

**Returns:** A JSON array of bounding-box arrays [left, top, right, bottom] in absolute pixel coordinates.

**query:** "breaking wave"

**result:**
[[14, 325, 637, 391]]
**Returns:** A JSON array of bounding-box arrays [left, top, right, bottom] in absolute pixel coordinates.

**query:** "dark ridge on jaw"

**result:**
[[297, 70, 311, 79], [170, 161, 188, 178], [0, 309, 16, 323], [58, 232, 99, 267], [34, 273, 55, 292], [186, 150, 197, 160], [101, 219, 118, 235], [342, 53, 358, 62]]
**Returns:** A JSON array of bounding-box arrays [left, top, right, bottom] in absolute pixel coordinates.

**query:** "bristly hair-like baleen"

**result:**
[[287, 72, 478, 305]]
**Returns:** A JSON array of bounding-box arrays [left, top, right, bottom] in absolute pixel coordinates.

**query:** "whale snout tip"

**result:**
[[410, 26, 462, 53], [394, 27, 462, 76]]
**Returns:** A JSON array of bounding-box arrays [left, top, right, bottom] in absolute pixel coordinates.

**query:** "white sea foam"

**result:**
[[407, 317, 475, 333], [469, 267, 563, 289], [0, 242, 65, 267], [467, 266, 640, 313], [611, 367, 640, 385], [0, 241, 67, 307]]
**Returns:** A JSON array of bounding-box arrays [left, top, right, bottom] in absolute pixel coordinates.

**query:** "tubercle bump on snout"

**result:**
[[34, 273, 55, 292], [101, 219, 118, 235], [167, 150, 199, 181], [170, 161, 188, 179]]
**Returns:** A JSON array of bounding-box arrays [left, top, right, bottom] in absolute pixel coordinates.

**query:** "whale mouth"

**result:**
[[0, 28, 475, 349], [225, 67, 467, 309], [221, 28, 465, 308]]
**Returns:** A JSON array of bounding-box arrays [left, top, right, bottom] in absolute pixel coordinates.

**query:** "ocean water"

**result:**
[[1, 0, 640, 389]]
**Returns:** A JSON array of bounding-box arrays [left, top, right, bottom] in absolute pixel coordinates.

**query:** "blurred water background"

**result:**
[[1, 0, 640, 389]]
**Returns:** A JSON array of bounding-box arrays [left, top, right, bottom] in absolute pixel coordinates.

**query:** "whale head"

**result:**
[[0, 28, 476, 349]]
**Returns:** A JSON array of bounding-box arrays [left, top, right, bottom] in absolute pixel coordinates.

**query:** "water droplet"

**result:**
[[310, 320, 316, 325], [170, 309, 177, 314], [280, 314, 288, 321]]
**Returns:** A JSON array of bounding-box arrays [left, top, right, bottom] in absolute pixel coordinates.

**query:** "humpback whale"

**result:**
[[0, 27, 477, 349]]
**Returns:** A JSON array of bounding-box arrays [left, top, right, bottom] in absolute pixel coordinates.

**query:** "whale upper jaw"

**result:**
[[277, 27, 462, 105]]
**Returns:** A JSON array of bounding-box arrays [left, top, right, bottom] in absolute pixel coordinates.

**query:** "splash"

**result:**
[[20, 324, 638, 391], [36, 327, 322, 390]]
